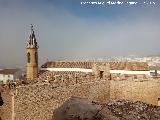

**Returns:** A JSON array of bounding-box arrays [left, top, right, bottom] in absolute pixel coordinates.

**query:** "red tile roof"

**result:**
[[0, 69, 20, 75]]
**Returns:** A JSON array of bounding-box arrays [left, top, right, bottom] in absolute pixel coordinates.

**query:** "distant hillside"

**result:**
[[0, 66, 5, 70], [146, 54, 160, 57]]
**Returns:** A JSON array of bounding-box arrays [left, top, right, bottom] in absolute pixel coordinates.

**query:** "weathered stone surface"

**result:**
[[110, 80, 160, 105], [54, 97, 160, 120], [14, 80, 110, 120], [107, 99, 160, 120], [1, 79, 160, 120], [53, 96, 119, 120], [0, 90, 13, 120]]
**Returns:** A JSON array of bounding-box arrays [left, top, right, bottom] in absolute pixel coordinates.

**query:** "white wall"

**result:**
[[41, 68, 151, 75], [110, 70, 150, 75], [41, 68, 93, 72], [0, 70, 22, 83], [0, 74, 14, 83]]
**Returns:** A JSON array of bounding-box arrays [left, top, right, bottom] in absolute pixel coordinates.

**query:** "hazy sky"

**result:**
[[0, 0, 160, 68]]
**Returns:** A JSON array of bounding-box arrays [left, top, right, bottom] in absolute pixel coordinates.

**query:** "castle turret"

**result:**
[[26, 25, 39, 80]]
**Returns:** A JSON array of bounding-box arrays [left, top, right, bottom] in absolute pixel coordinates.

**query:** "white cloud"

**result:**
[[0, 0, 160, 67]]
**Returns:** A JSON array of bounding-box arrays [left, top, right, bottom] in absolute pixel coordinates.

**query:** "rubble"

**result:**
[[53, 96, 119, 120], [53, 97, 160, 120], [107, 99, 160, 120]]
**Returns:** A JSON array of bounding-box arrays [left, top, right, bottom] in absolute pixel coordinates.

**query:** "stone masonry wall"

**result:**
[[14, 80, 110, 120], [1, 79, 160, 120], [0, 90, 14, 120], [110, 79, 160, 105]]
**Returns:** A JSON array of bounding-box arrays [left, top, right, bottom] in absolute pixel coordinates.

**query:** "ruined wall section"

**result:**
[[1, 78, 160, 120], [0, 89, 14, 120], [14, 80, 110, 120], [110, 79, 160, 105], [92, 62, 110, 80]]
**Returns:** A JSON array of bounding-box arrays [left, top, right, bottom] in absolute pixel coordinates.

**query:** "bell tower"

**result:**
[[26, 24, 39, 80]]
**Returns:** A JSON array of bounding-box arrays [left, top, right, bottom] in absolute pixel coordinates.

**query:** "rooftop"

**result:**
[[0, 69, 20, 75], [41, 61, 149, 71]]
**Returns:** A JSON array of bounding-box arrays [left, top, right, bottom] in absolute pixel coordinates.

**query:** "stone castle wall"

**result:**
[[14, 80, 110, 120], [0, 89, 14, 120], [1, 79, 160, 120], [110, 79, 160, 105]]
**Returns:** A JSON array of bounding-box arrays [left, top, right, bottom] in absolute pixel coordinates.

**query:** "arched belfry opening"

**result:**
[[35, 52, 38, 63], [27, 52, 30, 63]]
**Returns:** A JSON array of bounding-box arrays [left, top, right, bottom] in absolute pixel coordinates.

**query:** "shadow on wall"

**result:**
[[0, 93, 4, 106]]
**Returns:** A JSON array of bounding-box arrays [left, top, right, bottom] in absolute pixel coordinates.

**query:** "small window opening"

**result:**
[[100, 71, 104, 79]]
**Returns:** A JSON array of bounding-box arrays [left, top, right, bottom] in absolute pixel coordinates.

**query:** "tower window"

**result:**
[[35, 52, 38, 63], [27, 52, 30, 63], [100, 71, 104, 79]]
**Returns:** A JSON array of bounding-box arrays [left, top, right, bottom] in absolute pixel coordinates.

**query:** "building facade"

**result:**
[[0, 69, 22, 83]]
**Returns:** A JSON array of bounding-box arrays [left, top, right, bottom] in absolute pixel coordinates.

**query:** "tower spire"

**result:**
[[27, 24, 38, 49]]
